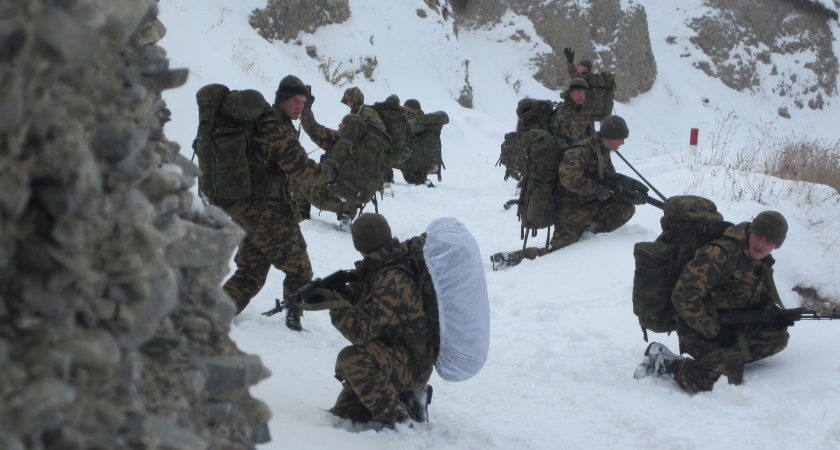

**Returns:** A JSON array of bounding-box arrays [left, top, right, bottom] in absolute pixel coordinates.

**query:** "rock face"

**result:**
[[250, 0, 837, 113], [0, 1, 271, 449]]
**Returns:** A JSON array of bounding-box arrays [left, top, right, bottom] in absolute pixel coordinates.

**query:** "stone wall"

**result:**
[[0, 1, 271, 449]]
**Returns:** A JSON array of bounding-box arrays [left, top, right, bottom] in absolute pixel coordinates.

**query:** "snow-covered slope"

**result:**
[[159, 1, 840, 448]]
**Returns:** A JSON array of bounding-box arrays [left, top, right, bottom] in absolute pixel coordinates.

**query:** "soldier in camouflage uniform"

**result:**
[[551, 78, 595, 144], [222, 75, 336, 331], [298, 99, 370, 227], [635, 211, 792, 392], [563, 47, 592, 84], [491, 116, 638, 270], [302, 213, 437, 427], [342, 87, 394, 186]]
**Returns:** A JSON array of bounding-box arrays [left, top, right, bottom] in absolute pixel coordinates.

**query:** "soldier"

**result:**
[[563, 47, 593, 83], [300, 92, 384, 230], [302, 213, 437, 428], [222, 75, 337, 331], [551, 77, 595, 144], [635, 211, 792, 392], [491, 115, 641, 270], [403, 98, 422, 114], [342, 87, 394, 186]]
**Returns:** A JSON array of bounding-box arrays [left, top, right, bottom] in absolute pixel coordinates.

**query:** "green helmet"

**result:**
[[599, 115, 629, 140]]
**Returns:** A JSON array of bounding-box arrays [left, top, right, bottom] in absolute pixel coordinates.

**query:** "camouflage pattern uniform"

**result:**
[[342, 87, 394, 184], [567, 61, 591, 84], [222, 106, 336, 314], [672, 222, 789, 392], [550, 90, 594, 145], [329, 238, 436, 423], [515, 134, 635, 260], [400, 107, 429, 185], [298, 108, 358, 219]]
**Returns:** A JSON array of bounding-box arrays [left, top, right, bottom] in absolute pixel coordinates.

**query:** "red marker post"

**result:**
[[689, 128, 699, 157]]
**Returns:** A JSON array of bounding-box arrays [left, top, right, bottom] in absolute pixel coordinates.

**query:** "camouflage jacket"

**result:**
[[330, 239, 430, 361], [249, 107, 336, 210], [672, 222, 779, 339], [550, 92, 593, 146], [299, 108, 341, 151], [557, 134, 615, 202], [566, 61, 591, 83]]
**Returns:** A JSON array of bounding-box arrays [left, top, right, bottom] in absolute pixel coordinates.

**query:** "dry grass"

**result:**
[[792, 284, 840, 314], [764, 137, 840, 195], [687, 114, 840, 206]]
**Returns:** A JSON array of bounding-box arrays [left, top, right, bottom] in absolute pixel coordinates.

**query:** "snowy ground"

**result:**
[[159, 1, 840, 448]]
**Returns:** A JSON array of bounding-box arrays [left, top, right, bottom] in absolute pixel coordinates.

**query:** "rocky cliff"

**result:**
[[0, 1, 270, 448], [252, 0, 837, 114]]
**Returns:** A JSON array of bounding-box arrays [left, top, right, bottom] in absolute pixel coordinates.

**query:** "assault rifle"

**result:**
[[719, 307, 840, 325], [585, 173, 664, 209], [261, 269, 355, 317]]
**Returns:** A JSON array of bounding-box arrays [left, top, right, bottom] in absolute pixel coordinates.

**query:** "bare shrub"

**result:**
[[764, 137, 840, 195], [793, 283, 840, 313]]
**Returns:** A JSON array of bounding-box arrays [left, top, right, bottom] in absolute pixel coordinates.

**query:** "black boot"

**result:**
[[491, 252, 522, 271], [399, 385, 433, 423], [634, 342, 684, 379], [285, 304, 303, 332]]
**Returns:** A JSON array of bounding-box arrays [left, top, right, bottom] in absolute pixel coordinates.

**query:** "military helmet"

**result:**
[[568, 78, 589, 92], [599, 115, 629, 140]]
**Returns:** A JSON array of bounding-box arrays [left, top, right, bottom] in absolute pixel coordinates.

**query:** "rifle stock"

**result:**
[[719, 307, 840, 324], [261, 269, 355, 317]]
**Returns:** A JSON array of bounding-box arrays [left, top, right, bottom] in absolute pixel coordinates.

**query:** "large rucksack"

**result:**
[[370, 97, 412, 166], [632, 195, 733, 341], [516, 130, 567, 237], [324, 115, 389, 208], [406, 111, 449, 182], [193, 83, 273, 216], [587, 72, 617, 122], [396, 217, 490, 382], [496, 98, 555, 182], [498, 132, 527, 181]]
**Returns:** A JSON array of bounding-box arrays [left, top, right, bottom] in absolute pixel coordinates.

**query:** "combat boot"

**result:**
[[490, 252, 522, 271], [378, 402, 411, 430], [423, 179, 435, 188], [634, 342, 684, 380], [285, 304, 303, 332], [338, 213, 353, 233], [399, 385, 433, 423]]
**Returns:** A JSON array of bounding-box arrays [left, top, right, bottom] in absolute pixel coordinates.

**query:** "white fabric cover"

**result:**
[[424, 217, 490, 382]]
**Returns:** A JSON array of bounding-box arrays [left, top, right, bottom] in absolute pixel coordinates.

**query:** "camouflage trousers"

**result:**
[[330, 340, 433, 423], [517, 198, 636, 260], [223, 204, 313, 315], [297, 184, 358, 219], [675, 321, 790, 392]]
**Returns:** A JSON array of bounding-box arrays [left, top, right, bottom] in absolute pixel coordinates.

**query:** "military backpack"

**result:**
[[406, 111, 449, 182], [192, 83, 275, 217], [587, 72, 617, 122], [515, 130, 567, 235], [389, 217, 489, 381], [370, 98, 412, 166], [323, 115, 389, 208], [496, 98, 555, 182], [632, 195, 733, 341]]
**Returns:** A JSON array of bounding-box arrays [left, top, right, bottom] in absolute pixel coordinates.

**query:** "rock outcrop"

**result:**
[[0, 1, 271, 448]]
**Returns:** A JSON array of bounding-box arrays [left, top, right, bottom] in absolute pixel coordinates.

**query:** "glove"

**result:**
[[771, 312, 795, 330], [563, 47, 575, 63], [595, 185, 611, 202], [711, 324, 739, 347], [300, 288, 352, 311], [624, 190, 648, 206]]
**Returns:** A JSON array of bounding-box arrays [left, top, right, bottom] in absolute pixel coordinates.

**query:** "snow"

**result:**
[[158, 0, 840, 448]]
